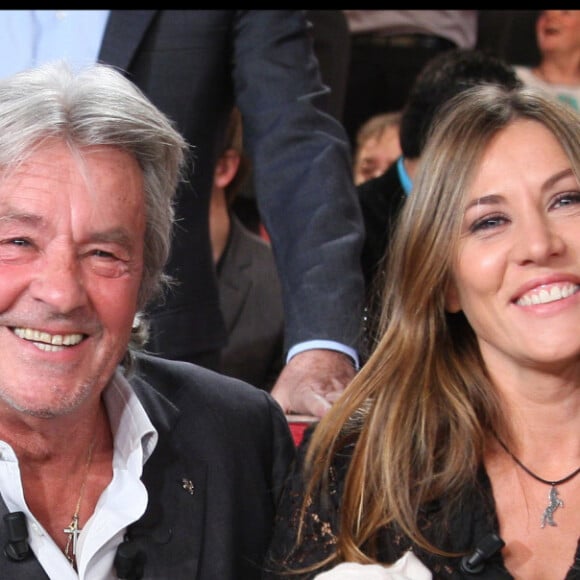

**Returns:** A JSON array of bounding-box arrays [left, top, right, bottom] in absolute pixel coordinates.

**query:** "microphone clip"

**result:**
[[460, 532, 505, 574], [3, 511, 30, 562], [114, 537, 146, 580]]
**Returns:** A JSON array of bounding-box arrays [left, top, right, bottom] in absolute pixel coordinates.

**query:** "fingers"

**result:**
[[292, 388, 332, 418], [270, 349, 356, 418]]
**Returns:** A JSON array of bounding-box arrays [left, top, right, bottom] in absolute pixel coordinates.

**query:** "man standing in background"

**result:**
[[342, 10, 478, 145]]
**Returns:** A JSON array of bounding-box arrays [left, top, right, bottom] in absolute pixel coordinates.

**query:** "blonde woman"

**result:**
[[264, 85, 580, 579]]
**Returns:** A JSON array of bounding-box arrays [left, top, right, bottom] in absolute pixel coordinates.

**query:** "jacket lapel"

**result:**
[[128, 432, 207, 577], [129, 374, 207, 577], [98, 10, 158, 71]]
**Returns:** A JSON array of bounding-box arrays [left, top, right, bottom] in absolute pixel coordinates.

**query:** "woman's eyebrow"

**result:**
[[465, 193, 503, 211], [464, 169, 577, 212], [542, 168, 574, 192]]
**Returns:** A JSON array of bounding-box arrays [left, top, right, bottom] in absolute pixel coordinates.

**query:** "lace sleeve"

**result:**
[[262, 428, 347, 579]]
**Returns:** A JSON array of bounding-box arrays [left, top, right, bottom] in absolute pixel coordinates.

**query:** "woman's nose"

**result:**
[[514, 214, 566, 266]]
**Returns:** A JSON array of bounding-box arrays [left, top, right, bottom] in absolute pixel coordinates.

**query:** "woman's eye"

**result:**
[[552, 191, 580, 209], [469, 215, 508, 233]]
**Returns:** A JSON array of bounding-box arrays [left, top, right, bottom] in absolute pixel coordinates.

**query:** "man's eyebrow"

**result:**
[[88, 227, 136, 247], [0, 211, 43, 225]]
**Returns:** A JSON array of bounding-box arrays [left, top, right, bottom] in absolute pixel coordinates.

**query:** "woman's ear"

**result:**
[[445, 278, 462, 313]]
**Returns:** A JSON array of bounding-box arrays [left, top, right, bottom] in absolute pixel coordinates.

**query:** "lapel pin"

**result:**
[[181, 478, 195, 495]]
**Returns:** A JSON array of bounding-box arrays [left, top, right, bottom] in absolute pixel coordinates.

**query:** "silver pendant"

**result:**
[[540, 485, 563, 528]]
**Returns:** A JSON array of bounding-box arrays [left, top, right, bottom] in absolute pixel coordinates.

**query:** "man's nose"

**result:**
[[29, 248, 87, 313]]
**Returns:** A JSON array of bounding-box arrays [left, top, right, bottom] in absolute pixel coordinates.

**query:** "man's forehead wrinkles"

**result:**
[[0, 209, 42, 220], [0, 164, 93, 204]]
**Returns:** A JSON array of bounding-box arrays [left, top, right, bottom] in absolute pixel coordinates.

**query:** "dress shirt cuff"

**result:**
[[286, 340, 360, 370]]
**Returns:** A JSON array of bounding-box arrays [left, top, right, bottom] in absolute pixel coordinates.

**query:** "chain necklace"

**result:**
[[63, 435, 97, 568], [496, 437, 580, 529]]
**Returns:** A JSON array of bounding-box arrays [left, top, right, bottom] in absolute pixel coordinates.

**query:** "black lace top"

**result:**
[[263, 428, 580, 579]]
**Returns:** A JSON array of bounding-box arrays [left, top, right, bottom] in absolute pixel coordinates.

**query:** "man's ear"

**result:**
[[445, 278, 462, 313], [214, 149, 241, 189]]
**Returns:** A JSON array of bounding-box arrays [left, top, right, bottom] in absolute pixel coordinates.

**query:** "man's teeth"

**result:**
[[517, 284, 578, 306], [13, 328, 83, 349]]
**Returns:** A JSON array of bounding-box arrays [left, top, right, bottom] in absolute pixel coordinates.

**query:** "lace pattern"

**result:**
[[263, 429, 580, 579]]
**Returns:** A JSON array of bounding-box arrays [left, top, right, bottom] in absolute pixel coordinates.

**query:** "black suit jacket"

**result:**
[[218, 216, 284, 391], [98, 11, 365, 363], [357, 162, 406, 295], [0, 354, 295, 579], [357, 162, 406, 359]]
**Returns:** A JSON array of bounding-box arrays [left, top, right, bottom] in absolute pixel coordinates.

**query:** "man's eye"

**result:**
[[8, 238, 31, 246], [87, 249, 130, 278], [0, 237, 37, 264], [91, 249, 116, 259]]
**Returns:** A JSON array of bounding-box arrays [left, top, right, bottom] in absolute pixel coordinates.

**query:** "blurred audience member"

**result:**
[[211, 108, 284, 391], [357, 49, 521, 357], [514, 10, 580, 111], [342, 10, 477, 146], [352, 111, 402, 186], [475, 10, 540, 66]]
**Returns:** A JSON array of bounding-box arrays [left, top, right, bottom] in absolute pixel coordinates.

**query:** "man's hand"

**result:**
[[270, 349, 356, 418]]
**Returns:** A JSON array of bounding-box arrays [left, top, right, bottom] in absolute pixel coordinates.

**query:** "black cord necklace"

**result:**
[[496, 437, 580, 529]]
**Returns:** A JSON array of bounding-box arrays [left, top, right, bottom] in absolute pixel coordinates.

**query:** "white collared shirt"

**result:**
[[0, 368, 158, 579]]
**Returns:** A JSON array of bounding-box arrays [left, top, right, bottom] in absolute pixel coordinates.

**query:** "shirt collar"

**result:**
[[104, 367, 158, 468], [396, 156, 413, 195]]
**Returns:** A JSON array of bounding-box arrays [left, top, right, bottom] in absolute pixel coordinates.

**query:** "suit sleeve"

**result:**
[[231, 10, 365, 355]]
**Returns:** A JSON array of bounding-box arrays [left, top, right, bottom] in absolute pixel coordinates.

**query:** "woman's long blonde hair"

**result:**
[[301, 85, 580, 566]]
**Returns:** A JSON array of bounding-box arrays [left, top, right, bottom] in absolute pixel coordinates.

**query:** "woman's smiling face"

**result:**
[[446, 119, 580, 371]]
